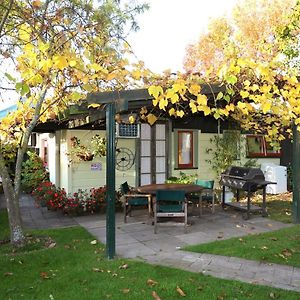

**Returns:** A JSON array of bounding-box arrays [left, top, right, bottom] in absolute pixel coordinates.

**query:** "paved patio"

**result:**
[[1, 194, 300, 293]]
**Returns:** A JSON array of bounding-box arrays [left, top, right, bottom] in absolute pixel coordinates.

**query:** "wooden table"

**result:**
[[137, 183, 203, 195], [137, 183, 204, 217]]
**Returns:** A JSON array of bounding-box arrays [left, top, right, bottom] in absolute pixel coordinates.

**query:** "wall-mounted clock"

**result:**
[[116, 147, 134, 171]]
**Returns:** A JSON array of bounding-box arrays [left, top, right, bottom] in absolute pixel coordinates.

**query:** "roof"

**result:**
[[0, 104, 17, 120]]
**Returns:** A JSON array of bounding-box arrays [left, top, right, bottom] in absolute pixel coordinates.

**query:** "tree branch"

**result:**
[[0, 0, 14, 37]]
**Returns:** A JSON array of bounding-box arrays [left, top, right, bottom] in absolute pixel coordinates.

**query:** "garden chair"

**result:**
[[192, 179, 215, 215], [120, 182, 151, 223], [154, 189, 187, 234]]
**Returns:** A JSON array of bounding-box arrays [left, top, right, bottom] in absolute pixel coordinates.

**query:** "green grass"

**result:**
[[252, 192, 293, 223], [185, 224, 300, 268], [1, 210, 300, 299]]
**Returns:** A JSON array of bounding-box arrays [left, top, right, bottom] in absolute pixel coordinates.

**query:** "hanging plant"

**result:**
[[67, 135, 106, 163]]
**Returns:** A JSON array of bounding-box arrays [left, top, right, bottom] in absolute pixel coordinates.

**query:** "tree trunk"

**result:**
[[0, 157, 25, 247]]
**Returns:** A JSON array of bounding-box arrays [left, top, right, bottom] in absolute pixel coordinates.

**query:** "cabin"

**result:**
[[33, 88, 288, 194]]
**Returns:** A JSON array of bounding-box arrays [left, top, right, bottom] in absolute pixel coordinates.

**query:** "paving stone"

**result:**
[[16, 194, 300, 293]]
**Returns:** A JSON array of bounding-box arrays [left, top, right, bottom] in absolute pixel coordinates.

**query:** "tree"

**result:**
[[0, 0, 148, 247], [183, 0, 296, 78], [146, 0, 300, 144]]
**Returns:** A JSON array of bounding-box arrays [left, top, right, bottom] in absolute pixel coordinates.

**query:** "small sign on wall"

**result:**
[[91, 163, 102, 171]]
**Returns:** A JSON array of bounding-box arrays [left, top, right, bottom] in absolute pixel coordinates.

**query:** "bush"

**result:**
[[32, 182, 123, 216], [166, 172, 197, 184], [21, 151, 49, 193], [32, 181, 67, 210]]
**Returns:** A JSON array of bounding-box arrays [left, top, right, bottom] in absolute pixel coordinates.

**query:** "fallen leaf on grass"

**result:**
[[261, 246, 268, 250], [92, 268, 104, 273], [151, 291, 161, 300], [4, 272, 13, 276], [48, 242, 56, 249], [282, 248, 292, 257], [90, 240, 97, 245], [176, 286, 186, 296], [119, 263, 129, 269], [121, 288, 130, 294], [147, 279, 158, 286], [40, 272, 50, 279], [270, 237, 278, 241]]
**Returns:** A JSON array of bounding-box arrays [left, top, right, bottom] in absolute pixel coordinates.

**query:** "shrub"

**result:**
[[21, 151, 49, 193], [32, 182, 122, 216], [32, 181, 67, 210]]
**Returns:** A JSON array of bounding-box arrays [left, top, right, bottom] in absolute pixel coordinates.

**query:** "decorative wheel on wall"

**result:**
[[116, 147, 134, 171]]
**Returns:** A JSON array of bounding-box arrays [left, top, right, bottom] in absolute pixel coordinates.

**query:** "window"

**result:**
[[246, 135, 281, 157], [175, 129, 198, 169]]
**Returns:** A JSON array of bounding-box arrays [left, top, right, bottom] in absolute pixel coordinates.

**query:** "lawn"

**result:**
[[1, 210, 299, 299], [185, 224, 300, 268], [252, 192, 293, 223]]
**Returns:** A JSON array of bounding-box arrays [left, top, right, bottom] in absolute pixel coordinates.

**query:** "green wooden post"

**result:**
[[106, 103, 116, 258], [292, 123, 300, 223]]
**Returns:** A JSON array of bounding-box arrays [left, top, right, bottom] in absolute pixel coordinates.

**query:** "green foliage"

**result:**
[[206, 131, 257, 179], [21, 151, 49, 193], [67, 135, 106, 163], [166, 172, 197, 184]]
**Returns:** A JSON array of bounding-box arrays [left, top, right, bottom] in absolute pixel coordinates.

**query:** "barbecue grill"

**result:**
[[220, 166, 275, 219]]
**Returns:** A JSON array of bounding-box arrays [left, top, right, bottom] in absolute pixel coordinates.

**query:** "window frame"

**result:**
[[174, 129, 198, 170], [246, 134, 281, 158]]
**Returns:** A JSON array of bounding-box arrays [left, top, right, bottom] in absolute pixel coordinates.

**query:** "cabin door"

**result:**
[[139, 122, 168, 185]]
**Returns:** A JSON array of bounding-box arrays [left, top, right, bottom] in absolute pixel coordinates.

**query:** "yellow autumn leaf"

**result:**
[[188, 84, 201, 95], [170, 93, 179, 104], [107, 72, 116, 81], [225, 103, 235, 112], [88, 103, 101, 108], [176, 110, 184, 118], [19, 24, 31, 42], [69, 60, 77, 67], [168, 107, 176, 116], [237, 102, 246, 110], [147, 113, 158, 125], [261, 101, 271, 114], [158, 98, 168, 110], [38, 42, 50, 53], [243, 80, 251, 87], [53, 55, 69, 70], [198, 105, 211, 116], [251, 84, 259, 92], [220, 108, 229, 116], [260, 84, 271, 94], [39, 59, 53, 73], [82, 84, 93, 92], [240, 90, 249, 98], [148, 86, 163, 99], [197, 94, 207, 106], [189, 102, 197, 113], [172, 83, 186, 94], [132, 70, 141, 80], [152, 98, 159, 107]]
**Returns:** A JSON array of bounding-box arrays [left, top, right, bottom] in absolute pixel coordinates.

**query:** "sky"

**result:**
[[127, 0, 239, 73], [0, 0, 238, 110]]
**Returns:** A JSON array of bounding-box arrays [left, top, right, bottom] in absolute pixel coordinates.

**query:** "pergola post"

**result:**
[[292, 123, 300, 223], [106, 102, 116, 259]]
